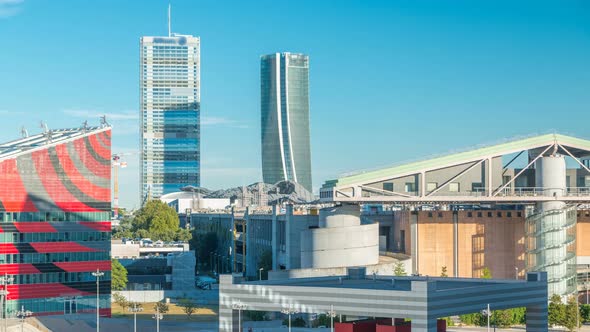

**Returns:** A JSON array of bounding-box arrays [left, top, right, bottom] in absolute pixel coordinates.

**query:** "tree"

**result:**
[[179, 299, 197, 319], [441, 266, 448, 277], [154, 302, 170, 314], [133, 200, 180, 240], [563, 296, 579, 332], [548, 294, 565, 327], [481, 267, 492, 279], [393, 262, 407, 276], [112, 292, 129, 310], [258, 250, 273, 280], [111, 259, 128, 291], [175, 228, 192, 242], [491, 309, 513, 328], [580, 304, 590, 323]]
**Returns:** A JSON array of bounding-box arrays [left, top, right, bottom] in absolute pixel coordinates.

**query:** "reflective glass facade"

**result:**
[[261, 53, 312, 192], [0, 128, 112, 317], [141, 35, 200, 201]]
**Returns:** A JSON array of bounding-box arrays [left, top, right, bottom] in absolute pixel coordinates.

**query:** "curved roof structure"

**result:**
[[321, 133, 590, 203]]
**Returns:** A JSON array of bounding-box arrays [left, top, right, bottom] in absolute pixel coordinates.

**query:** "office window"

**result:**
[[383, 183, 394, 192], [449, 183, 460, 192], [405, 183, 416, 193], [427, 182, 438, 191], [467, 212, 473, 218]]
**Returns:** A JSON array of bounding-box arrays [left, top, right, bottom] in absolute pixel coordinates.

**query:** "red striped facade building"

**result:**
[[0, 126, 111, 317]]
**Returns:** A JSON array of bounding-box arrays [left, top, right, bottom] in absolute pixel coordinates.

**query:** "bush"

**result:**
[[245, 310, 267, 321], [154, 302, 169, 314], [178, 298, 197, 319], [283, 317, 306, 327]]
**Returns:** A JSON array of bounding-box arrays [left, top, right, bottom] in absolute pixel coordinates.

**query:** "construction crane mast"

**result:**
[[111, 152, 138, 218]]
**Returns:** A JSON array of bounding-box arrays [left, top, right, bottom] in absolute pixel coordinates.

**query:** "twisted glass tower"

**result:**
[[260, 53, 312, 192], [140, 35, 200, 202]]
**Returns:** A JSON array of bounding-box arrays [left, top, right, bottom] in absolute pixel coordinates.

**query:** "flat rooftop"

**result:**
[[244, 274, 525, 292]]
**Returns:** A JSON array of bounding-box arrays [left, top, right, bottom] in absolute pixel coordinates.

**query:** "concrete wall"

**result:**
[[171, 251, 196, 290], [391, 210, 526, 279], [114, 289, 218, 305], [577, 210, 590, 260], [300, 223, 379, 269], [268, 259, 410, 280]]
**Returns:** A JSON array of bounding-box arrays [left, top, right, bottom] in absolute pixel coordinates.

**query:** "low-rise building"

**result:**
[[112, 240, 195, 291]]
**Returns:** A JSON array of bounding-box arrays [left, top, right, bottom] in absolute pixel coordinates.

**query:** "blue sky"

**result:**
[[0, 0, 589, 209]]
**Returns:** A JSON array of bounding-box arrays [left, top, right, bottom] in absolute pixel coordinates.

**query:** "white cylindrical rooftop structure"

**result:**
[[300, 205, 379, 269], [318, 204, 361, 228]]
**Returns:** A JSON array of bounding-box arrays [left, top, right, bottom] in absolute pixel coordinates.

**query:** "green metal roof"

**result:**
[[323, 134, 590, 189]]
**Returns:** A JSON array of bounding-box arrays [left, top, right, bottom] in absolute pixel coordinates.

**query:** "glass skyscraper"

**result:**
[[260, 52, 312, 192], [140, 35, 200, 201]]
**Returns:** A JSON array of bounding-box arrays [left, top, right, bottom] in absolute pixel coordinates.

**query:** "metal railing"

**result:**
[[363, 187, 590, 198]]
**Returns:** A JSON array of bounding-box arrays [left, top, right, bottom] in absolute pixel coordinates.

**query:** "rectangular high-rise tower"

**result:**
[[140, 35, 200, 202], [260, 52, 312, 192]]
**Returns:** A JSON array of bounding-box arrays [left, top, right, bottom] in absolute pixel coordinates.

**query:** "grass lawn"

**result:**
[[111, 302, 218, 322]]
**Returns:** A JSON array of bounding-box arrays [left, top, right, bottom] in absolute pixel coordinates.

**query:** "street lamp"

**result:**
[[15, 306, 32, 332], [281, 305, 298, 332], [1, 273, 14, 332], [128, 302, 143, 332], [259, 268, 264, 281], [232, 302, 247, 332], [326, 305, 337, 332], [153, 304, 164, 332], [481, 304, 491, 332], [91, 269, 104, 332], [586, 264, 589, 304]]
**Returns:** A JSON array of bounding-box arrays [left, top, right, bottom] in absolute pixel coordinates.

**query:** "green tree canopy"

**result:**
[[111, 259, 128, 291], [548, 294, 565, 327], [393, 262, 407, 276], [441, 266, 448, 277], [133, 200, 179, 238], [481, 267, 492, 279], [563, 296, 579, 332]]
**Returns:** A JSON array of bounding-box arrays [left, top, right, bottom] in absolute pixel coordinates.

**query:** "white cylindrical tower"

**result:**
[[526, 155, 576, 297]]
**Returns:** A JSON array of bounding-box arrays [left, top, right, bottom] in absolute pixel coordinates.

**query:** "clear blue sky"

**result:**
[[0, 0, 589, 209]]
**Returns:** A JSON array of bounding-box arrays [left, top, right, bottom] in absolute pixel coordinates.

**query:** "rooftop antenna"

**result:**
[[100, 115, 109, 127], [82, 120, 89, 132], [20, 126, 29, 138], [168, 1, 171, 37], [40, 121, 48, 133]]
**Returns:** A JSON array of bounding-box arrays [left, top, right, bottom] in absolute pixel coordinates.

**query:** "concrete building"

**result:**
[[112, 241, 195, 291], [160, 190, 230, 213], [219, 269, 549, 332], [140, 34, 200, 201], [0, 124, 112, 317], [320, 133, 590, 298], [261, 53, 313, 192]]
